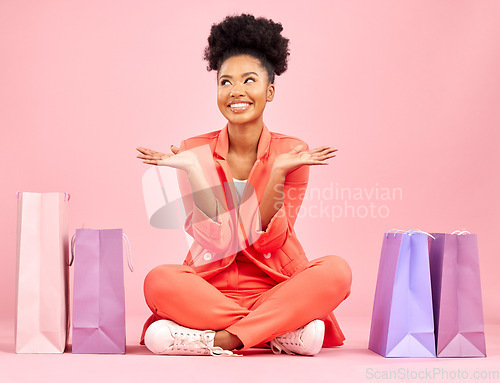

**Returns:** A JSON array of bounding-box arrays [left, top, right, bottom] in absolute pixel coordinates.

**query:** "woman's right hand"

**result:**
[[136, 145, 200, 173]]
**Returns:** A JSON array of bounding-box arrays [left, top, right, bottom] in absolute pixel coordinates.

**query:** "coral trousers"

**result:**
[[141, 255, 352, 351]]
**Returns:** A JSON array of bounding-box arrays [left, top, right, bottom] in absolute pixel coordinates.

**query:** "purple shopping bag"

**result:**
[[369, 230, 436, 357], [429, 231, 486, 357], [70, 228, 133, 354]]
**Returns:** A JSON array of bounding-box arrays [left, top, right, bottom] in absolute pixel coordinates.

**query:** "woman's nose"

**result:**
[[229, 83, 245, 97]]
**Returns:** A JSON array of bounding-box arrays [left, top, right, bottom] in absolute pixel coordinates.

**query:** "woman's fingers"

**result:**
[[170, 145, 181, 154], [310, 145, 337, 152], [142, 159, 159, 165], [298, 148, 337, 166], [308, 145, 329, 154], [137, 146, 180, 156], [136, 147, 167, 156], [136, 147, 157, 154], [308, 146, 337, 160], [314, 152, 337, 161], [136, 146, 170, 159], [137, 147, 157, 158], [137, 153, 161, 160], [138, 153, 173, 162], [309, 146, 338, 156], [136, 145, 189, 169], [288, 144, 337, 157]]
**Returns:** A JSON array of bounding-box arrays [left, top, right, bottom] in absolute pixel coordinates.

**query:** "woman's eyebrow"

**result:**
[[219, 71, 259, 80]]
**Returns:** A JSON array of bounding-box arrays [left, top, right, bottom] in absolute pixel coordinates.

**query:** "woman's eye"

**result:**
[[245, 78, 256, 83], [220, 80, 230, 85]]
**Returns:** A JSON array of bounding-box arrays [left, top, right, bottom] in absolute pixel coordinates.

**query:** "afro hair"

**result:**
[[203, 13, 290, 84]]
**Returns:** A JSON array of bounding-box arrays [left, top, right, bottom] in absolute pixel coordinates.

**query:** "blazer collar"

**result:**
[[214, 123, 271, 161]]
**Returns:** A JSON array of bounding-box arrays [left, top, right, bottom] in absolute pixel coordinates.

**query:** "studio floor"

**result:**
[[1, 316, 499, 383]]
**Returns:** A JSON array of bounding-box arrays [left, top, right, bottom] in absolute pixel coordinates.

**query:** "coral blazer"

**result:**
[[173, 122, 346, 347]]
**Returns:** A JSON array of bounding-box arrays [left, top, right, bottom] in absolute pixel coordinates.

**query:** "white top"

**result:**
[[233, 178, 247, 204]]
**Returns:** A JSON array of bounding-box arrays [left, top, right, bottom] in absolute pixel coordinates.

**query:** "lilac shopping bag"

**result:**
[[369, 229, 436, 357], [15, 191, 70, 353], [429, 231, 486, 357], [70, 228, 133, 354]]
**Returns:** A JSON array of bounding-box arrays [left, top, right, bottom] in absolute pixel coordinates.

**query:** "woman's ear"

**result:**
[[267, 83, 275, 102]]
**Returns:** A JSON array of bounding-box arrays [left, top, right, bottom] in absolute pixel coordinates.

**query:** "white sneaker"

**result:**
[[144, 319, 241, 357], [270, 319, 325, 356]]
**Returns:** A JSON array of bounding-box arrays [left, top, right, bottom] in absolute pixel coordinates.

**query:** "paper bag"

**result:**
[[369, 230, 436, 357], [71, 228, 133, 354], [15, 191, 70, 353], [429, 231, 486, 357]]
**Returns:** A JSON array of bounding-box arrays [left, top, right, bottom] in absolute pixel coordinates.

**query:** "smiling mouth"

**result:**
[[228, 102, 253, 111]]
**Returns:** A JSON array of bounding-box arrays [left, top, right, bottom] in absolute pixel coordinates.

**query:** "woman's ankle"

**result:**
[[213, 330, 243, 350]]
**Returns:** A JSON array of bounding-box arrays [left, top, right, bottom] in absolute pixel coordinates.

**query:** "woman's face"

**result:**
[[217, 54, 275, 127]]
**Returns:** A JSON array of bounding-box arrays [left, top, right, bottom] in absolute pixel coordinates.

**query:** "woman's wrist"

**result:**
[[185, 161, 203, 180], [270, 165, 287, 179]]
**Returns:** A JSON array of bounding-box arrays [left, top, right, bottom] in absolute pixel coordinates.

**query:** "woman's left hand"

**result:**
[[272, 145, 338, 175]]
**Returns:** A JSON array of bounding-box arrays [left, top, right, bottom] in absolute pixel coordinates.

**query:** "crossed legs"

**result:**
[[143, 255, 352, 351]]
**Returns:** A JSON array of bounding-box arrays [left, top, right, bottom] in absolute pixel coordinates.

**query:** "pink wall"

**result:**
[[1, 0, 499, 331]]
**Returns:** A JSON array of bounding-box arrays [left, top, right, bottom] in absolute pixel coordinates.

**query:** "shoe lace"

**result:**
[[171, 330, 242, 357], [269, 326, 304, 355]]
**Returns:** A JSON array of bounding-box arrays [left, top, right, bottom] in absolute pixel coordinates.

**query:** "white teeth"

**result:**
[[229, 103, 251, 108]]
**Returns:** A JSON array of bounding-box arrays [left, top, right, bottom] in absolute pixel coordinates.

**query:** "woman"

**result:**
[[136, 13, 352, 357]]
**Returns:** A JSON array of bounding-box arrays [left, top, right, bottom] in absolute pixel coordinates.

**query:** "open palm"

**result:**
[[274, 145, 338, 174], [136, 146, 199, 172]]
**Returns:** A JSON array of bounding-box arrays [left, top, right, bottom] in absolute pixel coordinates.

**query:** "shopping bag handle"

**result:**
[[123, 233, 134, 272], [451, 230, 471, 235], [69, 232, 135, 272], [386, 229, 408, 237], [16, 191, 70, 201], [407, 229, 435, 239], [386, 228, 435, 239], [70, 233, 76, 266]]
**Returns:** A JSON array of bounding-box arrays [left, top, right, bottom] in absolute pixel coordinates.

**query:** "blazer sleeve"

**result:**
[[248, 142, 310, 254], [177, 140, 233, 254]]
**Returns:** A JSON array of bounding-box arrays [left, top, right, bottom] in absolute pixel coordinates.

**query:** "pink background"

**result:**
[[1, 0, 499, 342]]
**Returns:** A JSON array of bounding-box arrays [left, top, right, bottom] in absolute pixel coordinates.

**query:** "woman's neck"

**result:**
[[227, 120, 263, 157]]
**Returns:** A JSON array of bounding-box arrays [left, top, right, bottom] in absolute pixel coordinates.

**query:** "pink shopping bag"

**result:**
[[369, 229, 436, 357], [429, 231, 486, 357], [15, 191, 70, 353], [70, 228, 133, 354]]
